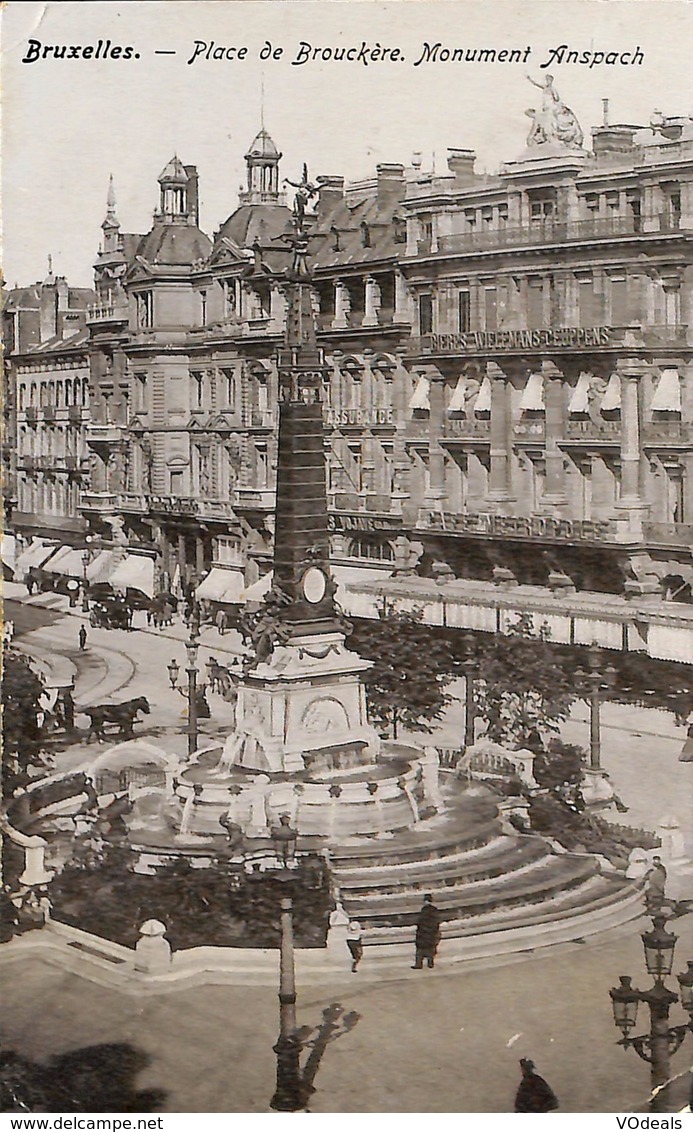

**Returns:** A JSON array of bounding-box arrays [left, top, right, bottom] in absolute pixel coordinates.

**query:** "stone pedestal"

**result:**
[[134, 919, 172, 973], [581, 767, 616, 809], [221, 632, 380, 774]]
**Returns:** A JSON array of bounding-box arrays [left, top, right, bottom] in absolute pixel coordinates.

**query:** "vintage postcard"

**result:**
[[2, 0, 693, 1119]]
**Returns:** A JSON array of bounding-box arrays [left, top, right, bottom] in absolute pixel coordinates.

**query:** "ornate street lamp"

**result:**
[[574, 642, 618, 807], [81, 535, 93, 612], [460, 632, 477, 751], [609, 913, 693, 1111], [167, 621, 202, 758], [245, 818, 307, 1112]]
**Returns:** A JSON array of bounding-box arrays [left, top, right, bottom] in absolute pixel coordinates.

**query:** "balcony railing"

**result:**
[[79, 492, 118, 512], [67, 406, 83, 425], [43, 405, 56, 422], [429, 214, 686, 256], [513, 419, 546, 441], [422, 511, 616, 543], [234, 487, 276, 510], [564, 418, 622, 442], [24, 406, 38, 423], [86, 302, 129, 324], [17, 455, 37, 469], [443, 417, 491, 440], [642, 421, 693, 445], [148, 496, 200, 516], [117, 493, 150, 513], [85, 423, 123, 443], [643, 522, 693, 548]]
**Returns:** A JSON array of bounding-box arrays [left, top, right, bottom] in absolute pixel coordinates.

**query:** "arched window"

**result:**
[[360, 221, 371, 248], [56, 381, 64, 407], [64, 379, 73, 406]]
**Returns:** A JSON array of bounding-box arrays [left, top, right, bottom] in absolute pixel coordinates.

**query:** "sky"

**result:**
[[3, 0, 692, 289]]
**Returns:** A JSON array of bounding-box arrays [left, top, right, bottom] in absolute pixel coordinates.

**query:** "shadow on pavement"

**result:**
[[1, 1043, 166, 1113], [296, 1002, 361, 1107]]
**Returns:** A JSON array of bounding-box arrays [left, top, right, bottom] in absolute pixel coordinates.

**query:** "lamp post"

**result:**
[[609, 914, 693, 1111], [575, 642, 617, 806], [246, 818, 306, 1112], [167, 618, 201, 758], [460, 633, 477, 750], [81, 535, 93, 612]]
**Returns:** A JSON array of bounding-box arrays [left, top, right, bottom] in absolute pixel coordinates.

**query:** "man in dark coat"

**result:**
[[412, 893, 441, 969], [514, 1058, 559, 1113]]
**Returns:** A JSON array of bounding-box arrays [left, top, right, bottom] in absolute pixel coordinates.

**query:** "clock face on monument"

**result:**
[[301, 567, 327, 604]]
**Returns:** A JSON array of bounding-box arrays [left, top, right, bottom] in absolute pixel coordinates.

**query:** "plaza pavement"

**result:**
[[3, 583, 693, 1111], [2, 916, 693, 1112]]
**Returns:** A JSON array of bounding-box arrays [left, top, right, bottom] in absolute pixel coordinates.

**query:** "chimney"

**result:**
[[39, 278, 58, 343], [591, 124, 639, 156], [316, 175, 345, 220], [447, 149, 477, 183], [376, 163, 406, 207], [184, 164, 199, 225]]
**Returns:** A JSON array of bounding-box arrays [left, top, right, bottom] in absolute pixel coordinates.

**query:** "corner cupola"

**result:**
[[239, 128, 283, 204]]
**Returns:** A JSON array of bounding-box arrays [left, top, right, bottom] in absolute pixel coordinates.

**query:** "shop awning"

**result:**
[[238, 567, 392, 611], [195, 567, 245, 603], [240, 572, 273, 603], [86, 549, 119, 584], [473, 375, 492, 414], [409, 376, 430, 411], [650, 368, 681, 412], [568, 372, 591, 415], [15, 538, 60, 574], [600, 373, 622, 412], [447, 376, 467, 413], [2, 532, 16, 576], [519, 372, 545, 411], [42, 546, 85, 577], [109, 554, 155, 598]]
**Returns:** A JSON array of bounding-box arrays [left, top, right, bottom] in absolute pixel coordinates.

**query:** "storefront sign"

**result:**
[[441, 513, 612, 541], [326, 407, 395, 428], [424, 327, 612, 354], [329, 512, 400, 532]]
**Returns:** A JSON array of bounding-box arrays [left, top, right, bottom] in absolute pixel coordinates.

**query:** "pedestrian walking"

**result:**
[[412, 893, 441, 969], [514, 1058, 559, 1113], [78, 625, 87, 651], [346, 921, 363, 972]]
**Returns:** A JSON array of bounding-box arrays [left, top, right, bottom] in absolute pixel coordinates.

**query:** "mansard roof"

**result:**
[[307, 188, 402, 272], [210, 204, 292, 274]]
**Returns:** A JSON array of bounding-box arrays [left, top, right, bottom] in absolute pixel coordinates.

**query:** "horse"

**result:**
[[84, 696, 151, 741]]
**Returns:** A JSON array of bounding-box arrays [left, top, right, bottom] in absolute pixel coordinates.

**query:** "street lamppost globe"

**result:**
[[609, 975, 640, 1036], [642, 916, 678, 979], [167, 658, 180, 690]]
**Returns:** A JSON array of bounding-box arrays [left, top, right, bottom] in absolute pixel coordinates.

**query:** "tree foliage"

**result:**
[[474, 614, 576, 750], [349, 604, 458, 736], [1, 646, 48, 790]]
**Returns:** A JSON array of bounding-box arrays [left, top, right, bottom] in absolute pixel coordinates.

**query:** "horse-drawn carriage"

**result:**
[[89, 599, 131, 630]]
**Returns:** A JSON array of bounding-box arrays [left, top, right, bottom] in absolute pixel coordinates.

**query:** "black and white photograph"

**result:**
[[1, 0, 693, 1117]]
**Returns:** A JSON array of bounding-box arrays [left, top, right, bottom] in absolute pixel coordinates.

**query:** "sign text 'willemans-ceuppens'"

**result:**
[[423, 327, 613, 353]]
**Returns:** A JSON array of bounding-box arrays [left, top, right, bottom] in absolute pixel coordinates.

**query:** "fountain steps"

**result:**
[[332, 836, 548, 893], [360, 874, 642, 948], [337, 853, 599, 927]]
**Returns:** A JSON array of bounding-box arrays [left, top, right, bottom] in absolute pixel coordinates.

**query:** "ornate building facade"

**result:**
[[5, 99, 693, 653]]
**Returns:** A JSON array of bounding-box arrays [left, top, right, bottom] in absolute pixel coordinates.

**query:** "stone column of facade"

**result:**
[[177, 532, 186, 580], [542, 362, 567, 509], [424, 367, 447, 505], [616, 362, 649, 538], [393, 271, 409, 323], [487, 362, 513, 506], [196, 535, 205, 576], [362, 277, 381, 328], [332, 282, 350, 330]]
